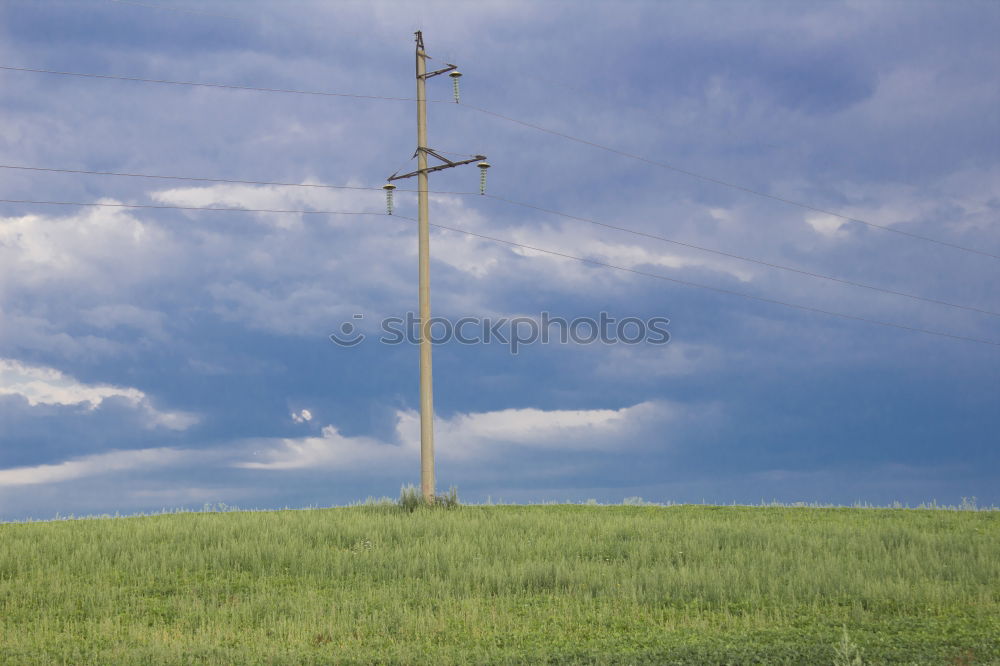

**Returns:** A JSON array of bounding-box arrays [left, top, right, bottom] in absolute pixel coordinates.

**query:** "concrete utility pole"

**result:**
[[385, 31, 488, 503]]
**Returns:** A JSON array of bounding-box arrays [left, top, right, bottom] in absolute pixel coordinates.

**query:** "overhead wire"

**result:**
[[458, 103, 1000, 261], [481, 194, 1000, 318], [0, 164, 391, 192], [1, 196, 997, 348], [386, 213, 999, 349], [2, 163, 996, 318], [0, 198, 384, 217], [0, 65, 446, 102], [2, 62, 993, 260]]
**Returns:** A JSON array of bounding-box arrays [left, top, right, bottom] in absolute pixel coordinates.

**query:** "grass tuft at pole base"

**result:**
[[398, 483, 460, 511]]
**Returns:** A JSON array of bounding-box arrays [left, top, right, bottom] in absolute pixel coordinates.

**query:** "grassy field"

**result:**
[[0, 502, 997, 664]]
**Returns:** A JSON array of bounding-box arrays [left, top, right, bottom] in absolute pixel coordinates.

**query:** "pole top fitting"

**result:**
[[382, 183, 397, 190], [477, 161, 491, 169], [449, 70, 462, 78]]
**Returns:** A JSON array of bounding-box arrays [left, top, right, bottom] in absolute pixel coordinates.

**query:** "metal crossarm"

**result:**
[[387, 152, 486, 182]]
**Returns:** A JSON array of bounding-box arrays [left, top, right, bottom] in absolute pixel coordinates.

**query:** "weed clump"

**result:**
[[398, 484, 460, 512], [833, 626, 865, 666]]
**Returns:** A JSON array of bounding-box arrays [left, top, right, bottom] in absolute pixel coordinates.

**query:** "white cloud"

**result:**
[[424, 405, 637, 447], [0, 205, 184, 359], [0, 184, 756, 352], [805, 213, 848, 237], [0, 447, 193, 487], [291, 408, 312, 423], [504, 224, 757, 284], [0, 359, 197, 430], [237, 400, 677, 471], [708, 208, 735, 222], [0, 203, 176, 293], [150, 182, 374, 230], [237, 424, 406, 471]]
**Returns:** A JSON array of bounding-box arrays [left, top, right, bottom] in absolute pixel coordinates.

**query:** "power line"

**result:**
[[2, 196, 995, 348], [3, 63, 994, 259], [481, 195, 1000, 318], [0, 163, 474, 195], [3, 163, 995, 318], [0, 198, 384, 217], [388, 214, 1000, 349], [461, 103, 1000, 261], [0, 65, 440, 102], [0, 164, 390, 192]]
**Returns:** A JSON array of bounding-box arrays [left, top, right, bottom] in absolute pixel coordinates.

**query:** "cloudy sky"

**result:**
[[1, 0, 997, 520]]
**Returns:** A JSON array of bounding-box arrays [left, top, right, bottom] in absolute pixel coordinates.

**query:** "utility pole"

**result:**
[[385, 31, 488, 503]]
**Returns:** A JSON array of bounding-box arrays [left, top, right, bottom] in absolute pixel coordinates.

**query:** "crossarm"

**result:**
[[387, 154, 486, 182]]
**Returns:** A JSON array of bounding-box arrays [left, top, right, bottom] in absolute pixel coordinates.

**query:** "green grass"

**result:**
[[1, 503, 997, 664]]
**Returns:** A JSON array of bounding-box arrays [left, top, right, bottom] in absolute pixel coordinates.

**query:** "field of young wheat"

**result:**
[[1, 502, 997, 664]]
